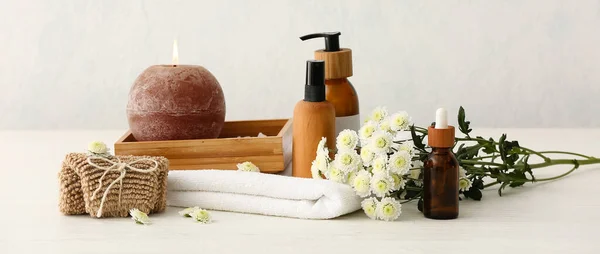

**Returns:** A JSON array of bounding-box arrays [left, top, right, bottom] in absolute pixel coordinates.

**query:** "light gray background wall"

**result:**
[[1, 0, 599, 130]]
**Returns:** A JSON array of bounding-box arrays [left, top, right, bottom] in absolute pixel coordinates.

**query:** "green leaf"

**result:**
[[465, 188, 482, 200], [478, 137, 497, 154], [410, 125, 426, 150], [472, 178, 484, 189], [509, 181, 525, 187], [522, 155, 535, 181], [498, 182, 510, 196], [457, 106, 472, 136]]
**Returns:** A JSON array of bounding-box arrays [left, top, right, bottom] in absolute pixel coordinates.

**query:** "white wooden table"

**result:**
[[1, 129, 599, 253]]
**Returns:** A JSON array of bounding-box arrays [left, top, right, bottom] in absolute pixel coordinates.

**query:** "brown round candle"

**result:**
[[127, 65, 226, 141]]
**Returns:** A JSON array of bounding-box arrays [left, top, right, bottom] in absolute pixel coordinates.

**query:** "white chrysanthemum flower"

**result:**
[[390, 111, 410, 131], [88, 141, 108, 154], [316, 137, 329, 157], [334, 150, 361, 173], [376, 197, 402, 221], [459, 166, 467, 178], [398, 142, 415, 157], [369, 131, 393, 155], [388, 151, 411, 175], [371, 155, 388, 175], [311, 164, 323, 179], [391, 173, 406, 191], [378, 118, 393, 134], [459, 177, 473, 192], [370, 106, 389, 123], [359, 121, 378, 145], [370, 174, 393, 198], [312, 153, 329, 173], [178, 206, 200, 217], [327, 164, 345, 183], [237, 161, 260, 172], [409, 168, 421, 180], [360, 146, 375, 166], [190, 208, 212, 224], [336, 130, 359, 150], [130, 208, 150, 225], [361, 197, 379, 220], [351, 170, 371, 197]]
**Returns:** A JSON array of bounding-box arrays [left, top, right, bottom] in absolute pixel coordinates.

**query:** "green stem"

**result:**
[[455, 137, 489, 143], [534, 165, 579, 182], [539, 151, 594, 159], [393, 139, 413, 144], [483, 181, 500, 188], [400, 197, 420, 204], [520, 147, 550, 161], [471, 154, 500, 160], [404, 186, 423, 192], [461, 160, 505, 167], [519, 158, 600, 170]]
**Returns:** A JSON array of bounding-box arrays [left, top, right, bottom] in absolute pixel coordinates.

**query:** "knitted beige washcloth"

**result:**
[[58, 153, 169, 218]]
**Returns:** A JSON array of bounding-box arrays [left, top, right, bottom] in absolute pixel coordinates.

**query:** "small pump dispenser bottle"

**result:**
[[300, 32, 359, 136], [423, 108, 459, 219], [292, 60, 336, 178]]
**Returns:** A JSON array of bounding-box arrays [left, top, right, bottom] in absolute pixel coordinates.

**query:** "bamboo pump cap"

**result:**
[[428, 108, 455, 148], [300, 32, 353, 80]]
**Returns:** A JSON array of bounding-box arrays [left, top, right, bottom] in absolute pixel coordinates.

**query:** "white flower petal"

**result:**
[[190, 209, 212, 224], [459, 177, 473, 192], [336, 130, 359, 150], [334, 150, 361, 173], [361, 197, 379, 220], [376, 197, 402, 221], [388, 150, 411, 175], [390, 111, 411, 131], [178, 206, 200, 217], [370, 106, 389, 123], [237, 161, 260, 172], [369, 131, 393, 154], [351, 170, 372, 197], [370, 174, 393, 198], [371, 155, 389, 175], [88, 141, 108, 154], [130, 208, 151, 225]]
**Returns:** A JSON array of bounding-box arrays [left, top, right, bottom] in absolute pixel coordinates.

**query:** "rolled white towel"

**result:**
[[167, 170, 362, 219]]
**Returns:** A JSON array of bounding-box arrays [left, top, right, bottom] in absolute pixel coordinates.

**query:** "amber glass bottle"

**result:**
[[423, 109, 459, 219], [325, 78, 359, 131], [423, 147, 459, 219], [300, 32, 360, 135]]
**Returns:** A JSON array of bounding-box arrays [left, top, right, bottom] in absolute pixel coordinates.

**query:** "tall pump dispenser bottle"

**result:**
[[292, 60, 336, 178], [300, 32, 359, 136], [423, 108, 459, 219]]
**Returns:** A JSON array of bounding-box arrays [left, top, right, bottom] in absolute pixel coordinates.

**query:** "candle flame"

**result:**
[[172, 39, 179, 66]]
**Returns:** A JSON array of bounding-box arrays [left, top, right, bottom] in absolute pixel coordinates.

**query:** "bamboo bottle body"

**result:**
[[292, 100, 336, 178], [423, 148, 459, 219], [325, 78, 360, 134]]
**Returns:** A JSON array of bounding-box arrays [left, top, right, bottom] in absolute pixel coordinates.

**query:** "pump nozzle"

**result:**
[[300, 32, 341, 52]]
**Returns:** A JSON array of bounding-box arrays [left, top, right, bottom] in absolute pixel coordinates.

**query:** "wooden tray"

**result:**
[[114, 119, 292, 173]]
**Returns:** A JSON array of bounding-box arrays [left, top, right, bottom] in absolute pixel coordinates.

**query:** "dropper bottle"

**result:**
[[423, 108, 459, 219]]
